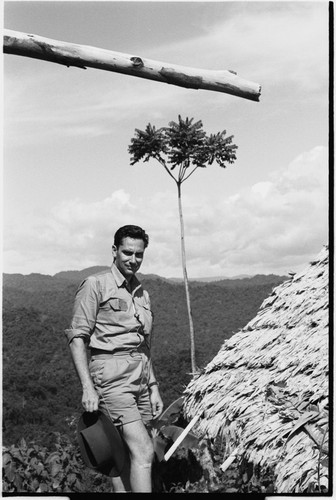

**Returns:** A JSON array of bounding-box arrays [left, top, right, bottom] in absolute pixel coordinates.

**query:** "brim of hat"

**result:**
[[77, 411, 126, 475]]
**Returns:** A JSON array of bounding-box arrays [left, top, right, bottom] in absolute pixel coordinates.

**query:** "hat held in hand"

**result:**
[[77, 411, 125, 476]]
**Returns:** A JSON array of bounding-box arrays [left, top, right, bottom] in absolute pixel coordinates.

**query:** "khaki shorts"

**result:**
[[89, 348, 153, 427]]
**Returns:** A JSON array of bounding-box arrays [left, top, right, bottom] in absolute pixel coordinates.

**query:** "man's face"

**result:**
[[112, 237, 145, 279]]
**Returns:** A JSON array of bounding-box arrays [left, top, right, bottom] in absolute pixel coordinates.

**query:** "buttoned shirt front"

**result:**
[[64, 263, 153, 352]]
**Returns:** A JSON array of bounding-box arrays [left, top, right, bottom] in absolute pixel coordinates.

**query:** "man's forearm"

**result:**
[[69, 337, 99, 412], [69, 338, 94, 389], [148, 359, 158, 386]]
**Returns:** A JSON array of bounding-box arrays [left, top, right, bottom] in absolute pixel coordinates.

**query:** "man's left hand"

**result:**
[[149, 387, 164, 419]]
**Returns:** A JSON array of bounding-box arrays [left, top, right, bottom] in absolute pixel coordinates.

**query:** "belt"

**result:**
[[90, 345, 149, 357]]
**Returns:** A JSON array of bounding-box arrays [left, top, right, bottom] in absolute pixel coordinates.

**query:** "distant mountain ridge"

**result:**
[[3, 266, 289, 289], [169, 274, 250, 282], [54, 266, 110, 282]]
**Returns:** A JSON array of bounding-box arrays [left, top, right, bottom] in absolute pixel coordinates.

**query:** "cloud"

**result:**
[[186, 145, 328, 276], [3, 146, 328, 277], [4, 2, 328, 145], [150, 2, 328, 91], [4, 62, 189, 145]]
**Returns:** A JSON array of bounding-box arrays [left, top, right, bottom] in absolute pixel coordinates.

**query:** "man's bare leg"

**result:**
[[115, 419, 154, 492]]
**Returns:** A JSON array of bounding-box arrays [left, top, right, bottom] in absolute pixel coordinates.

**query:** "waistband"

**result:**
[[90, 345, 149, 358]]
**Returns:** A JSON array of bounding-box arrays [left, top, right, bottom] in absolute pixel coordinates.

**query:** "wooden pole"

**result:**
[[177, 181, 197, 375], [220, 447, 239, 472], [164, 414, 201, 462], [3, 29, 261, 101]]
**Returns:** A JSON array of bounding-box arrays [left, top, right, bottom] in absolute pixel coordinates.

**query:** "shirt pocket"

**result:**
[[100, 298, 128, 312]]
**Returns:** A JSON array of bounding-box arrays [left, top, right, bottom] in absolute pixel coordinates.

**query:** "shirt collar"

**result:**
[[110, 262, 142, 293]]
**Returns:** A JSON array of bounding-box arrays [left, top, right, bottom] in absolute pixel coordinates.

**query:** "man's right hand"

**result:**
[[82, 385, 99, 412], [68, 337, 100, 412]]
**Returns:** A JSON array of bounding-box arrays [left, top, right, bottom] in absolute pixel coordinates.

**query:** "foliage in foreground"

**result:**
[[3, 432, 274, 494], [3, 396, 327, 494], [3, 415, 276, 494], [154, 438, 276, 494], [2, 433, 111, 493]]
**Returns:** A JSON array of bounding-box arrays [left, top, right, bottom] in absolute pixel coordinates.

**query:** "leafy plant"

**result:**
[[2, 432, 118, 493], [129, 116, 237, 375], [2, 434, 85, 493], [149, 397, 204, 492], [150, 397, 199, 462]]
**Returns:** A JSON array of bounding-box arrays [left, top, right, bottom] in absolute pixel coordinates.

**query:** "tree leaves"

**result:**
[[206, 132, 237, 168], [152, 396, 184, 428], [128, 115, 238, 183], [165, 115, 206, 170], [128, 123, 167, 165], [2, 434, 86, 493], [149, 397, 199, 462]]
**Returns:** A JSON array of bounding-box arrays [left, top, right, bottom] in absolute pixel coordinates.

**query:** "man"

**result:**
[[65, 225, 164, 492]]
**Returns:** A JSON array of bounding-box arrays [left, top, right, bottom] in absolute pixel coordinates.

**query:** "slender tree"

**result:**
[[128, 115, 237, 375]]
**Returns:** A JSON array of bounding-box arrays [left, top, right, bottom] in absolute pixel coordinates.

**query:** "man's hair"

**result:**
[[114, 225, 149, 249]]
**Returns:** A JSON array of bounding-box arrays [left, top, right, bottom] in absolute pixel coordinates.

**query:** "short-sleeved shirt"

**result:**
[[64, 263, 153, 352]]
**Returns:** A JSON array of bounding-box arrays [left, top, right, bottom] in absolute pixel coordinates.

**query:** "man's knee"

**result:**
[[122, 419, 154, 464], [132, 439, 154, 465]]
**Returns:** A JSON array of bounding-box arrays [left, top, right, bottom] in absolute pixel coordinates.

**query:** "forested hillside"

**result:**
[[2, 269, 288, 449]]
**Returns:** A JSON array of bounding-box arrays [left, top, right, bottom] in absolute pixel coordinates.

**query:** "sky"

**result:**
[[2, 0, 330, 279]]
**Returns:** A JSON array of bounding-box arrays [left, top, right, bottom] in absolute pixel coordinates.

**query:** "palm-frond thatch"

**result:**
[[183, 245, 329, 493]]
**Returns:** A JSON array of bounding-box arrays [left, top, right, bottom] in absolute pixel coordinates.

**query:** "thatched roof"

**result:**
[[183, 246, 329, 493]]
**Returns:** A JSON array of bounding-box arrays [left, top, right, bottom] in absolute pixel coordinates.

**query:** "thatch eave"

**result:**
[[183, 246, 329, 493]]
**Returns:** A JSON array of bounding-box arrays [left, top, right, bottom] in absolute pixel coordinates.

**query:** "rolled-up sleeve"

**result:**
[[64, 277, 100, 344]]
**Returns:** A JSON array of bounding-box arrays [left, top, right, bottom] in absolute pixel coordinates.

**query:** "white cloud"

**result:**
[[4, 2, 328, 145], [4, 65, 189, 145], [3, 146, 328, 278], [182, 145, 329, 276], [150, 2, 328, 91]]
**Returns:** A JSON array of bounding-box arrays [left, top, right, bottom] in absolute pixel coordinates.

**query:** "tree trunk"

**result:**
[[3, 29, 261, 102], [177, 183, 197, 375]]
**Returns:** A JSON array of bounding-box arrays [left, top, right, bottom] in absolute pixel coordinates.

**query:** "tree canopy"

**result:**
[[129, 115, 238, 184]]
